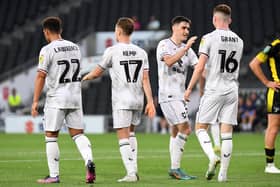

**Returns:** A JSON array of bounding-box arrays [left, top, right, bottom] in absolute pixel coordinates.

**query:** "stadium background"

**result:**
[[0, 0, 279, 133]]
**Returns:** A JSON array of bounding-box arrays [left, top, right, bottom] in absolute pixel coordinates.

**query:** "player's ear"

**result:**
[[228, 17, 232, 25], [171, 24, 176, 32]]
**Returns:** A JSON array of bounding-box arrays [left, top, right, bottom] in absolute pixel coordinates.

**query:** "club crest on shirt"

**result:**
[[39, 55, 44, 64]]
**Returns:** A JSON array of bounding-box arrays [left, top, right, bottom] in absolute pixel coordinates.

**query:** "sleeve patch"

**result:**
[[39, 55, 44, 64], [200, 38, 205, 46], [263, 45, 271, 54]]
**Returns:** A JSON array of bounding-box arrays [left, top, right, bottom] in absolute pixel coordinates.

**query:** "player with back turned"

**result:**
[[185, 4, 244, 182], [83, 17, 155, 182], [31, 17, 96, 184]]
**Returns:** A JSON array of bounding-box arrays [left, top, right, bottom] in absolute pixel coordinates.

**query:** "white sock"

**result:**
[[45, 137, 59, 177], [129, 132, 138, 172], [196, 129, 216, 161], [119, 138, 136, 176], [171, 132, 187, 169], [211, 123, 220, 147], [169, 136, 175, 168], [220, 133, 233, 174], [72, 134, 93, 166]]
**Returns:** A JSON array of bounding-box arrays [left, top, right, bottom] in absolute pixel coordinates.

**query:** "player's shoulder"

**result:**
[[158, 38, 170, 46], [271, 38, 280, 47], [229, 30, 243, 44], [60, 39, 80, 49], [40, 42, 53, 54], [104, 45, 116, 55], [200, 31, 217, 44], [132, 43, 147, 54], [203, 30, 217, 38]]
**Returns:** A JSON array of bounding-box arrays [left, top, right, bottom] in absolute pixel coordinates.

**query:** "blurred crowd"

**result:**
[[237, 90, 267, 132]]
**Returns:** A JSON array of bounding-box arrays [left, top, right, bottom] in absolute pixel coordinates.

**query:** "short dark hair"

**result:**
[[213, 4, 231, 16], [116, 17, 134, 36], [42, 17, 62, 34], [171, 16, 191, 26]]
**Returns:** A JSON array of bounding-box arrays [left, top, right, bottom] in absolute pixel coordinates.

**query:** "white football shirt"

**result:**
[[99, 42, 149, 110], [38, 39, 82, 109], [199, 29, 243, 94], [156, 38, 198, 103]]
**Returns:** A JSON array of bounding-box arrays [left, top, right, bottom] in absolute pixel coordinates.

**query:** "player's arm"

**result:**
[[163, 36, 197, 67], [249, 57, 280, 91], [185, 54, 208, 101], [31, 70, 46, 117], [82, 65, 105, 81], [199, 69, 206, 96], [142, 70, 156, 118]]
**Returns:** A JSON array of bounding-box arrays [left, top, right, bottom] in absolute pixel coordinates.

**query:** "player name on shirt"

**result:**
[[221, 36, 238, 43], [54, 45, 79, 53], [123, 50, 136, 56]]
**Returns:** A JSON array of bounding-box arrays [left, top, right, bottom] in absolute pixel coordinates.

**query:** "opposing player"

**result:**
[[156, 16, 197, 180], [83, 17, 155, 182], [185, 4, 243, 182], [31, 17, 95, 183], [249, 38, 280, 174]]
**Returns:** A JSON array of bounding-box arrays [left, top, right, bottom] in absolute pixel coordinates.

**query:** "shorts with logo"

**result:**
[[113, 109, 142, 129], [196, 90, 238, 125], [43, 107, 83, 131], [267, 88, 280, 113], [160, 100, 189, 125]]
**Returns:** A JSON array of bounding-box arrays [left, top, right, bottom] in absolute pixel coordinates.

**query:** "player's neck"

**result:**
[[215, 23, 229, 30], [170, 36, 182, 46], [49, 35, 62, 42], [118, 36, 130, 44]]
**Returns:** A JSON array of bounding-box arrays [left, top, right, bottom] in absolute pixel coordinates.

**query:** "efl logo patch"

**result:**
[[263, 45, 271, 54], [200, 38, 205, 46], [39, 55, 44, 64]]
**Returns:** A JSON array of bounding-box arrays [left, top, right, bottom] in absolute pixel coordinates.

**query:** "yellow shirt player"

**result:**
[[250, 38, 280, 174], [8, 88, 22, 112]]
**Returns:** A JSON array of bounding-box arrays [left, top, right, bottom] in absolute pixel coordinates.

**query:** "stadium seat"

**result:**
[[251, 1, 264, 46], [262, 1, 275, 39], [238, 0, 252, 54]]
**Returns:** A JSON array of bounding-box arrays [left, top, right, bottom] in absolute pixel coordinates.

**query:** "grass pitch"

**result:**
[[0, 133, 279, 187]]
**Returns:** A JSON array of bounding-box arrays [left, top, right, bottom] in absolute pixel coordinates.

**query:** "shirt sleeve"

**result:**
[[143, 51, 149, 70], [37, 47, 50, 74], [198, 35, 211, 57], [187, 48, 198, 66], [256, 44, 272, 63], [98, 47, 113, 69], [157, 41, 171, 61]]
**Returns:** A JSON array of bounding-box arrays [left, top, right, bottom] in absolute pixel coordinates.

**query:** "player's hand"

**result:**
[[199, 90, 204, 97], [184, 89, 191, 102], [82, 74, 90, 81], [265, 81, 280, 92], [31, 101, 39, 117], [145, 102, 156, 118], [185, 36, 197, 49]]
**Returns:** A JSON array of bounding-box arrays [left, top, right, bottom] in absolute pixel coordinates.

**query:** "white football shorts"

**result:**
[[160, 100, 189, 125], [43, 107, 84, 131], [196, 90, 238, 125], [112, 109, 142, 129]]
